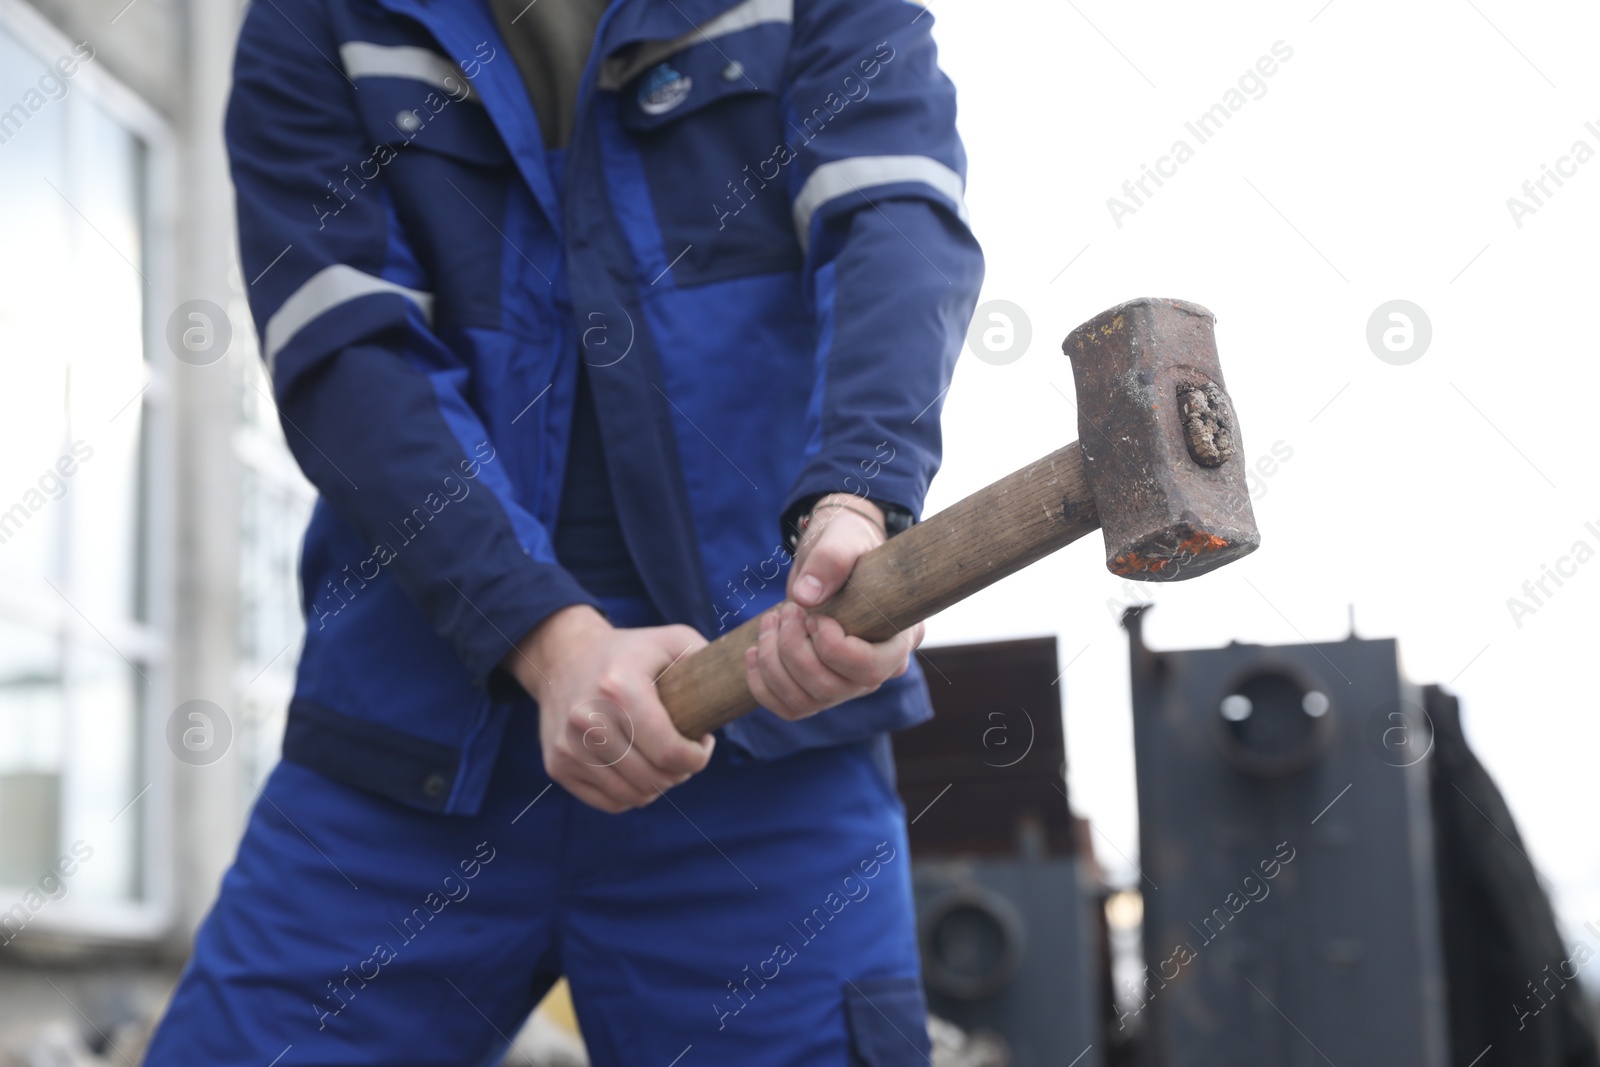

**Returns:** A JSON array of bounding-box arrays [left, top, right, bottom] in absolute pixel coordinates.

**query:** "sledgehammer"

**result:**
[[659, 297, 1260, 738]]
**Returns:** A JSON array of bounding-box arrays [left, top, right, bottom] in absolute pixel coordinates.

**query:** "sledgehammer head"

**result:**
[[1063, 297, 1260, 582]]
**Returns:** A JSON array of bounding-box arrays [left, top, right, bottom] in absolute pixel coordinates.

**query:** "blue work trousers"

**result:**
[[146, 665, 928, 1065]]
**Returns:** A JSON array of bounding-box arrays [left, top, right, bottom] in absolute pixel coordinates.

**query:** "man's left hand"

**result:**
[[743, 494, 925, 721]]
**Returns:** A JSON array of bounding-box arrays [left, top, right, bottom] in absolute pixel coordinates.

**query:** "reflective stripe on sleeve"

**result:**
[[791, 155, 968, 248], [264, 264, 434, 373]]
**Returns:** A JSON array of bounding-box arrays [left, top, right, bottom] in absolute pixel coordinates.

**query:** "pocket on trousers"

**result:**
[[842, 975, 931, 1066]]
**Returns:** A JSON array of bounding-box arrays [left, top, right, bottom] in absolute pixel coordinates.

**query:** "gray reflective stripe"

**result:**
[[792, 155, 969, 247], [598, 0, 794, 90], [339, 42, 478, 102], [264, 265, 434, 373]]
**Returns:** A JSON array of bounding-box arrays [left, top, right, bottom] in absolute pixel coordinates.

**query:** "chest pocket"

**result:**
[[353, 77, 513, 330], [611, 24, 801, 285]]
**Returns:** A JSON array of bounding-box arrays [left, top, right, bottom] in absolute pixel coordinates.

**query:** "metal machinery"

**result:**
[[895, 637, 1104, 1067], [1124, 608, 1449, 1067]]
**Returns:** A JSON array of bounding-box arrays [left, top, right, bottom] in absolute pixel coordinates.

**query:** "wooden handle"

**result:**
[[658, 441, 1100, 738]]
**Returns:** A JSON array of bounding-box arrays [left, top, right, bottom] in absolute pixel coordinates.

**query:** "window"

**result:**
[[0, 1, 174, 941]]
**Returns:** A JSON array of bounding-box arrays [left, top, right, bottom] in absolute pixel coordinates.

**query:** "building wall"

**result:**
[[22, 0, 184, 119], [1, 0, 312, 1053]]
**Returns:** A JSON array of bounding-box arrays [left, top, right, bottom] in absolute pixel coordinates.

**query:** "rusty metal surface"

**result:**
[[1062, 297, 1260, 582]]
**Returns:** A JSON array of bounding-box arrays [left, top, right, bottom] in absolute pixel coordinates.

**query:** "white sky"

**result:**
[[919, 0, 1600, 947]]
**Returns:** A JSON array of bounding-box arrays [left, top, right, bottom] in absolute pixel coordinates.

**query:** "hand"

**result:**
[[743, 494, 925, 722], [505, 605, 714, 813]]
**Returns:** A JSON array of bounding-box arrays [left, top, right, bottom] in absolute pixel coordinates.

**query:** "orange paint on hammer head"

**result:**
[[1110, 532, 1232, 577]]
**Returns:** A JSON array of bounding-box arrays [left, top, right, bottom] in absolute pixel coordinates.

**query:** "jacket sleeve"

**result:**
[[226, 0, 596, 687], [779, 0, 985, 527]]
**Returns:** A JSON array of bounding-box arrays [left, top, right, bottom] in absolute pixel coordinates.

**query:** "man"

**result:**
[[147, 0, 981, 1061]]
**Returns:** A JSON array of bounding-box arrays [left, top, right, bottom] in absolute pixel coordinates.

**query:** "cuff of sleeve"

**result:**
[[454, 559, 600, 700], [780, 483, 915, 554]]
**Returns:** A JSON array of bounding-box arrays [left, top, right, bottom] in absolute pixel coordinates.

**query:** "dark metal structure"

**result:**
[[1124, 608, 1450, 1066], [896, 637, 1103, 1067]]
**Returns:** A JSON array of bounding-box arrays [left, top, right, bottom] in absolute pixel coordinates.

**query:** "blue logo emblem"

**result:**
[[638, 63, 692, 115]]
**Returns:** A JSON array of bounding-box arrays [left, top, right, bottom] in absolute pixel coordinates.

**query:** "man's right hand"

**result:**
[[505, 605, 714, 813]]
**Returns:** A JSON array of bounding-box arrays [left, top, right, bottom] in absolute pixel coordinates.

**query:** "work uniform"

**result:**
[[147, 0, 982, 1061]]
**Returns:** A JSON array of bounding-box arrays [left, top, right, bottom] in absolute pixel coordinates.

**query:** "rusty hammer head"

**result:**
[[1063, 297, 1259, 582]]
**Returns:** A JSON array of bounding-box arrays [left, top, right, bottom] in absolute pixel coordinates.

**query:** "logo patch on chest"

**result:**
[[638, 63, 692, 115]]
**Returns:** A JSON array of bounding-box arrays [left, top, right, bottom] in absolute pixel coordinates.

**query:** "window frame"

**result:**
[[0, 0, 178, 946]]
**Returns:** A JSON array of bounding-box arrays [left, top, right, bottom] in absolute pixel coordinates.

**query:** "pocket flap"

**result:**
[[615, 23, 787, 133], [843, 976, 931, 1066], [355, 78, 510, 167]]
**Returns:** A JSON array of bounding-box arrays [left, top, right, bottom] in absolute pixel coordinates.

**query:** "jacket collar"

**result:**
[[370, 0, 566, 227], [364, 0, 755, 231], [598, 0, 753, 58], [376, 0, 754, 62]]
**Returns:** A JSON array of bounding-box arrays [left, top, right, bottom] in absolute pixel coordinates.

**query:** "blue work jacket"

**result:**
[[226, 0, 984, 814]]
